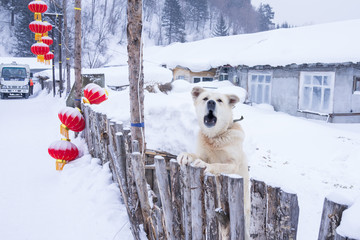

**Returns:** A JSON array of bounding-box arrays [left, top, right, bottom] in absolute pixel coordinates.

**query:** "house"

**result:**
[[149, 19, 360, 123]]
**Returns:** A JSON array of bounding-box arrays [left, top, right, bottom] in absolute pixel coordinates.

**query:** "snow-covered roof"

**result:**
[[0, 57, 52, 70], [145, 19, 360, 72]]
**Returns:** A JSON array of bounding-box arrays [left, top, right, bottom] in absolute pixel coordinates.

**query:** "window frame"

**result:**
[[298, 71, 335, 114], [353, 76, 360, 93], [247, 72, 272, 104], [192, 76, 214, 83]]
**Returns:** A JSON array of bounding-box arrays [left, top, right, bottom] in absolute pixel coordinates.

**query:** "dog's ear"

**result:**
[[227, 94, 240, 107], [191, 87, 205, 101]]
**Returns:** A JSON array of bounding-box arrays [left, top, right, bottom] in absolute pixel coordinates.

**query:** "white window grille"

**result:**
[[299, 72, 335, 113], [248, 73, 272, 104]]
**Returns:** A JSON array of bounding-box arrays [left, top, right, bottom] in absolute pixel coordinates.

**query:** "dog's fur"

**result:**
[[177, 86, 250, 239]]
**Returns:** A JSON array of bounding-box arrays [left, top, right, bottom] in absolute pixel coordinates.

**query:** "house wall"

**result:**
[[173, 67, 216, 83], [233, 64, 360, 123]]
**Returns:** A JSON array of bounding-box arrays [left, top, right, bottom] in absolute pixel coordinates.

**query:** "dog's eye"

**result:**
[[203, 97, 208, 101], [217, 99, 222, 103]]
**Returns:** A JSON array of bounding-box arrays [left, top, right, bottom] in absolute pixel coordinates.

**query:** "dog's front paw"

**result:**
[[177, 152, 195, 165], [191, 159, 209, 169]]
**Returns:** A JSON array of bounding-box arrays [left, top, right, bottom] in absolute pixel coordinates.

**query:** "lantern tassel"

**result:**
[[34, 12, 42, 21], [60, 124, 69, 139], [56, 159, 67, 171]]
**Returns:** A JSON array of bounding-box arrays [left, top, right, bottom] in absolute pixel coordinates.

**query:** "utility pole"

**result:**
[[74, 0, 82, 108], [127, 0, 145, 154]]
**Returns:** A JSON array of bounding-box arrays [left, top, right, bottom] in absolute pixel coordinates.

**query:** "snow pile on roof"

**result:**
[[145, 19, 360, 71]]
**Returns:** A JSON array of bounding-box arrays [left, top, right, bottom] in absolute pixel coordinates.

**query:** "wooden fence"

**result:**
[[81, 103, 353, 240]]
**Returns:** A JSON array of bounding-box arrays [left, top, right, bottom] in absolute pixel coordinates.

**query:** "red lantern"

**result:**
[[43, 21, 52, 32], [28, 0, 47, 21], [58, 107, 85, 136], [41, 36, 53, 45], [48, 140, 79, 170], [31, 42, 50, 62], [83, 83, 109, 105], [29, 21, 48, 41], [44, 52, 54, 65]]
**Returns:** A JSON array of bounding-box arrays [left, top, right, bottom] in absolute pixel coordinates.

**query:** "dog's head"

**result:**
[[191, 86, 240, 137]]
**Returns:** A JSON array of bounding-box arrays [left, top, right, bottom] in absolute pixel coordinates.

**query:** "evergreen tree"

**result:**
[[162, 0, 186, 44], [12, 0, 34, 57], [185, 0, 209, 31], [212, 14, 228, 37], [257, 3, 274, 32]]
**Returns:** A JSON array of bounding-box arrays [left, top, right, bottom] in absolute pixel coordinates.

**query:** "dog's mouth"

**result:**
[[204, 110, 217, 128]]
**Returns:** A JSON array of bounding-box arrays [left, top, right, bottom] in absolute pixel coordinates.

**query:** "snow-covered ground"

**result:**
[[0, 85, 134, 240]]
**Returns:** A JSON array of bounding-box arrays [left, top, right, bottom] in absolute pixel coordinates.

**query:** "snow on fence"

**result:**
[[81, 104, 352, 240]]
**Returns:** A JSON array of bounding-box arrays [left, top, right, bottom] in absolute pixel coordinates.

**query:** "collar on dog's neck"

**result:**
[[233, 116, 244, 123]]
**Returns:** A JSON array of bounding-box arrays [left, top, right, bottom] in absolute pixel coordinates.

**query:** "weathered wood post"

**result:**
[[228, 175, 245, 240], [318, 197, 348, 240], [181, 165, 192, 240], [155, 156, 174, 239], [250, 179, 267, 240], [190, 165, 205, 240], [204, 173, 219, 240], [217, 174, 230, 239], [169, 159, 183, 238], [132, 148, 156, 239]]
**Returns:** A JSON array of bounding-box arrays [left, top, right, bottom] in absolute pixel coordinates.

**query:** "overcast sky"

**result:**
[[251, 0, 360, 26]]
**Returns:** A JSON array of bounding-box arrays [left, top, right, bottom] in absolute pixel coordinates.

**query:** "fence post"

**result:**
[[180, 165, 192, 240], [169, 159, 183, 238], [190, 165, 205, 240], [318, 197, 348, 240], [154, 155, 174, 239], [250, 179, 267, 240], [279, 189, 299, 239], [131, 150, 156, 239], [204, 173, 219, 240], [217, 174, 230, 239], [228, 175, 245, 240]]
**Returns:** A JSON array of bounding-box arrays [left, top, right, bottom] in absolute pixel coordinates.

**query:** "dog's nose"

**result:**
[[207, 100, 216, 111]]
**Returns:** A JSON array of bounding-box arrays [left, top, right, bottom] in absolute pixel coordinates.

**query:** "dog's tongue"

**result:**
[[204, 111, 217, 128]]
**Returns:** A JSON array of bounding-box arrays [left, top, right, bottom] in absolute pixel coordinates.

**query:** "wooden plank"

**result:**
[[100, 113, 109, 164], [266, 185, 281, 240], [204, 173, 219, 240], [131, 151, 156, 239], [227, 175, 245, 240], [318, 197, 348, 240], [250, 179, 267, 240], [217, 174, 230, 239], [278, 189, 299, 240], [154, 205, 166, 240], [154, 155, 174, 239], [169, 159, 183, 239], [190, 165, 205, 240], [180, 164, 192, 240]]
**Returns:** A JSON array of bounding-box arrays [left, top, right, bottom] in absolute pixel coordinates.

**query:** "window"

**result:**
[[299, 72, 335, 113], [176, 75, 185, 80], [192, 76, 213, 83], [353, 76, 360, 93], [219, 68, 229, 81], [1, 67, 27, 80], [248, 73, 272, 104]]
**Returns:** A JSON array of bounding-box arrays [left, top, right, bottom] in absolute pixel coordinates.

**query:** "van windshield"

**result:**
[[1, 67, 27, 80]]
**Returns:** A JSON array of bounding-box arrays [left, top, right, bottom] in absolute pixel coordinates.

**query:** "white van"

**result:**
[[0, 62, 32, 99]]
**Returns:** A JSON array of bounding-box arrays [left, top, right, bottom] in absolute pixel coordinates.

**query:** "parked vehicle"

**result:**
[[0, 62, 32, 99]]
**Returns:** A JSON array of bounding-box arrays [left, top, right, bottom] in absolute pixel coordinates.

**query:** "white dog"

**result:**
[[177, 86, 250, 239]]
